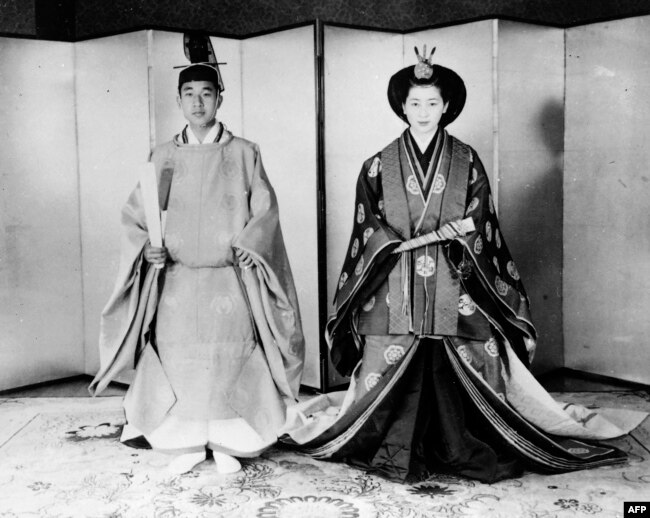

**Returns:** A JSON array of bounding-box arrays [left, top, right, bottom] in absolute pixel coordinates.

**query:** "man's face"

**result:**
[[177, 80, 220, 128]]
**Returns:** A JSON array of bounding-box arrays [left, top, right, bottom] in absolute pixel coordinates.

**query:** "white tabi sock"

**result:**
[[212, 451, 241, 474], [166, 451, 207, 475]]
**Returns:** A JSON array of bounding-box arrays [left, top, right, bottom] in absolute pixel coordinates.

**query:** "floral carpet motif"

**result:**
[[0, 393, 649, 517]]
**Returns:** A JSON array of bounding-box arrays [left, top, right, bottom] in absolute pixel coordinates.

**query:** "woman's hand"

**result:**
[[235, 248, 255, 270], [144, 241, 168, 265]]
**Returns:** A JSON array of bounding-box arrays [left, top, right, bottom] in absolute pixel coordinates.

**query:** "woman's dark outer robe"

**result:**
[[280, 129, 644, 483]]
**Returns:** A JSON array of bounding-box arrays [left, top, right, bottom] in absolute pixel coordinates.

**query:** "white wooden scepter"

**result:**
[[139, 162, 165, 269]]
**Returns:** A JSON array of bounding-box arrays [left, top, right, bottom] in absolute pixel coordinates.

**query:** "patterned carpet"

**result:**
[[0, 393, 649, 518]]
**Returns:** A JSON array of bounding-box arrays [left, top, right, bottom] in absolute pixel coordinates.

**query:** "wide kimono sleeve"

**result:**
[[327, 155, 403, 376], [88, 178, 162, 396], [232, 145, 305, 401], [448, 148, 537, 365]]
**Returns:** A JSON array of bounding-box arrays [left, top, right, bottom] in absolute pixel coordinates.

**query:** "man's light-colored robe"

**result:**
[[89, 126, 304, 450]]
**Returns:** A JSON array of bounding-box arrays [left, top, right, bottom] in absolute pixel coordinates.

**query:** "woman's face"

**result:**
[[402, 85, 448, 139]]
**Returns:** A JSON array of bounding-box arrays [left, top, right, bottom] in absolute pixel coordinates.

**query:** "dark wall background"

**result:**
[[2, 0, 650, 40], [0, 0, 36, 36]]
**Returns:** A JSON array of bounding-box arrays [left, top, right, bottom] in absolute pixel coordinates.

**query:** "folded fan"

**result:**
[[391, 217, 475, 253]]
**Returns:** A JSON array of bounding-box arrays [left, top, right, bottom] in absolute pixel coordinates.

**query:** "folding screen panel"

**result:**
[[565, 16, 650, 384], [241, 26, 320, 388], [323, 26, 403, 387], [0, 37, 82, 390], [323, 26, 403, 308], [495, 21, 564, 374], [77, 31, 152, 377]]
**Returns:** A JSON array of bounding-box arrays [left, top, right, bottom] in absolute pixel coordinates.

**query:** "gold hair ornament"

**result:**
[[414, 45, 436, 79]]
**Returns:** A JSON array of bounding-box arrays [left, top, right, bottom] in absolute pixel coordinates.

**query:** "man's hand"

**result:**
[[235, 248, 255, 269], [144, 241, 168, 265]]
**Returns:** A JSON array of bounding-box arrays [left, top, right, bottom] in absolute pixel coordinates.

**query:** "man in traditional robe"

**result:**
[[90, 36, 304, 475]]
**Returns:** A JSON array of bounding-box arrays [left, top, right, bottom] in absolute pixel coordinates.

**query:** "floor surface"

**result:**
[[1, 374, 649, 517]]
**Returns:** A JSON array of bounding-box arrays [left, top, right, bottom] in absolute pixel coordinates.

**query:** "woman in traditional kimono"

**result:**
[[280, 47, 646, 483]]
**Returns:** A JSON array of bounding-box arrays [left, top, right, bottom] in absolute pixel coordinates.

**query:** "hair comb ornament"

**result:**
[[414, 45, 436, 79]]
